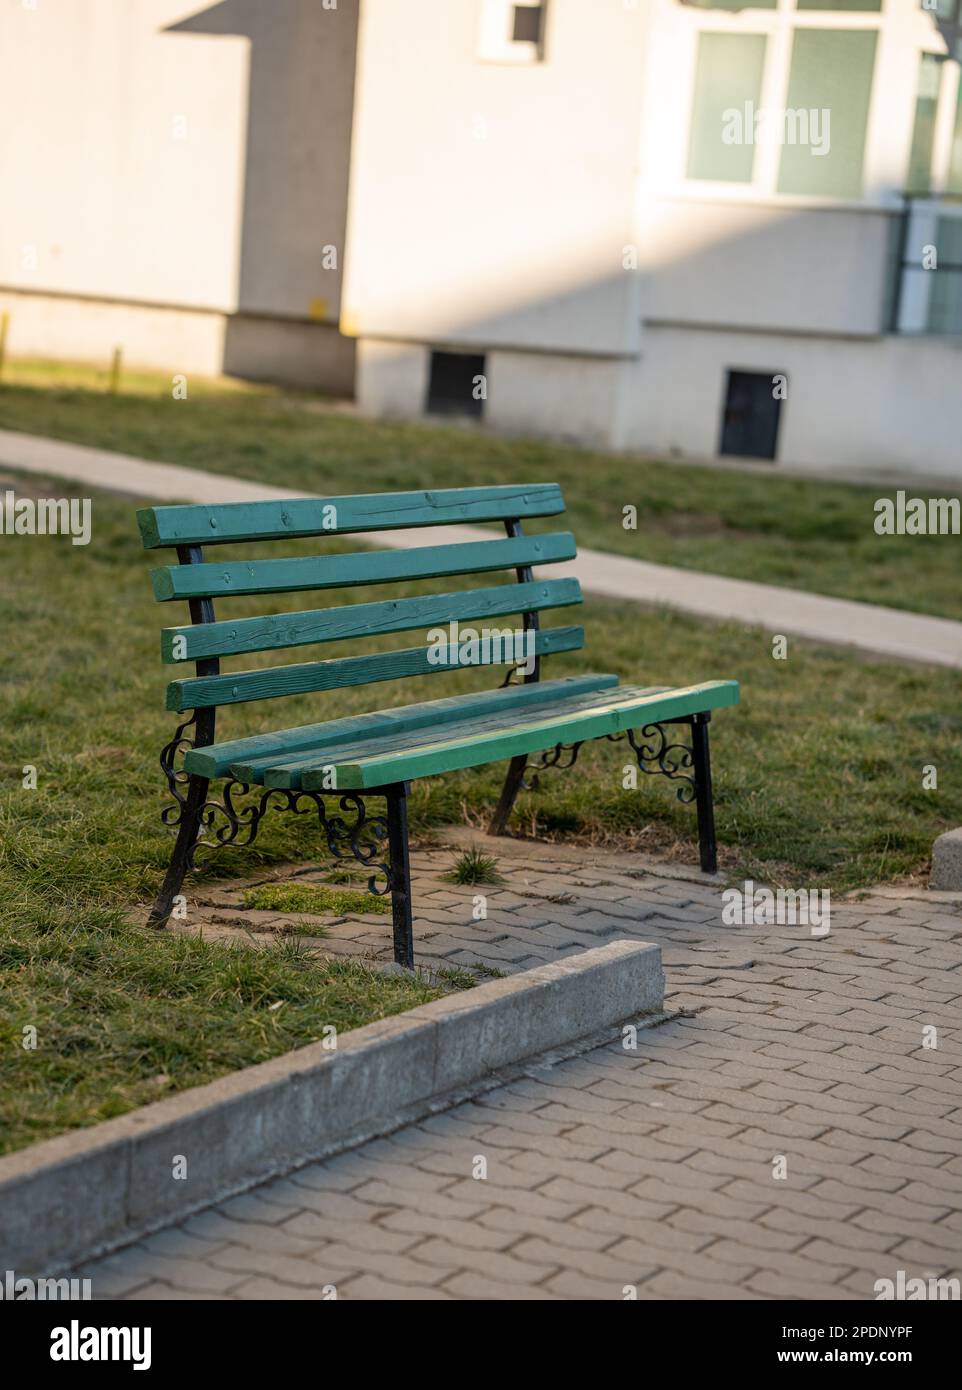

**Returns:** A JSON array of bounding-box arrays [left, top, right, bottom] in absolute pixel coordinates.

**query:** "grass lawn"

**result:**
[[0, 916, 443, 1157], [1, 357, 961, 620], [2, 466, 961, 1153]]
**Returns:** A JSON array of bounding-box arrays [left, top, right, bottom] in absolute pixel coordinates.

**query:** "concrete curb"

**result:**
[[930, 827, 962, 890], [0, 939, 663, 1274]]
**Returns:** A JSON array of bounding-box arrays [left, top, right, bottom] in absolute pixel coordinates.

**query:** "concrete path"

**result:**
[[3, 426, 961, 670], [76, 834, 962, 1301]]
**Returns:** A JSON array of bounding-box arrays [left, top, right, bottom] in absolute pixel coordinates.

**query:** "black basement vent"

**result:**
[[719, 369, 784, 461], [426, 351, 486, 420]]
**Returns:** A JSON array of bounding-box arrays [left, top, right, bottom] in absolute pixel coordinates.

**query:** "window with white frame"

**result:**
[[478, 0, 547, 64], [900, 41, 962, 333], [906, 49, 962, 193], [680, 0, 882, 199]]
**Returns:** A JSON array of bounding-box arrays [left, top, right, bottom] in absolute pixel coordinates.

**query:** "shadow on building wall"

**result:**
[[167, 0, 358, 393]]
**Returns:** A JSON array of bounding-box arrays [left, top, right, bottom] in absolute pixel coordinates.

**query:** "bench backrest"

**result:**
[[138, 484, 582, 718]]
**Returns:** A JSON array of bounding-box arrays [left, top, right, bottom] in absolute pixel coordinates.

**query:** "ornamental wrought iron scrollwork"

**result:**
[[626, 722, 697, 804], [190, 784, 393, 894], [325, 793, 392, 895], [157, 713, 392, 894], [520, 740, 583, 790], [158, 711, 200, 828], [191, 781, 299, 862]]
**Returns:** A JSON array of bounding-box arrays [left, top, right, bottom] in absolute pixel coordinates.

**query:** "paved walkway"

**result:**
[[78, 833, 962, 1300], [3, 426, 961, 669]]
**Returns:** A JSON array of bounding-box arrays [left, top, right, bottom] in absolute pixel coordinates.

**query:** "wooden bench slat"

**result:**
[[161, 578, 581, 663], [138, 484, 564, 549], [185, 674, 618, 780], [165, 625, 585, 712], [150, 531, 577, 601], [256, 682, 684, 786], [285, 680, 740, 790]]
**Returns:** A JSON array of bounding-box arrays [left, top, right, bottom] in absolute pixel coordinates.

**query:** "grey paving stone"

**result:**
[[378, 1208, 517, 1250], [536, 1177, 679, 1221], [227, 1277, 339, 1300], [207, 1247, 342, 1289], [123, 1283, 229, 1300], [845, 1210, 957, 1251], [80, 1254, 159, 1300], [217, 1188, 313, 1223], [402, 1237, 562, 1284], [590, 1218, 714, 1254], [442, 1270, 562, 1299], [114, 1250, 250, 1296], [719, 1180, 862, 1221], [666, 1208, 802, 1253], [280, 1211, 425, 1253], [479, 1207, 613, 1251], [338, 1274, 456, 1300], [744, 1268, 859, 1301], [637, 1269, 762, 1300], [510, 1235, 664, 1285], [179, 1212, 318, 1256], [349, 1179, 492, 1220]]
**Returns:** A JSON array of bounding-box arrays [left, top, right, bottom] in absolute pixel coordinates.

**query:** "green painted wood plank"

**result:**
[[293, 680, 740, 790], [186, 675, 619, 780], [150, 532, 577, 601], [138, 484, 565, 549], [261, 682, 678, 786], [161, 578, 581, 663], [165, 625, 585, 712], [251, 681, 673, 790]]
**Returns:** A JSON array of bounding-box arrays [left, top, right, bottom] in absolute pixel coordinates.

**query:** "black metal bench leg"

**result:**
[[489, 754, 528, 836], [689, 713, 717, 874], [386, 782, 414, 968], [148, 772, 209, 928]]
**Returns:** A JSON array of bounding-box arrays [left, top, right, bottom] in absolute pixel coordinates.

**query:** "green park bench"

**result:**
[[138, 484, 739, 966]]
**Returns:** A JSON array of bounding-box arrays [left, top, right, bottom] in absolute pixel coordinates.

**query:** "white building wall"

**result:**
[[343, 0, 649, 385], [623, 328, 962, 479], [486, 349, 630, 449], [355, 337, 631, 450], [0, 0, 247, 314], [0, 0, 357, 389], [638, 203, 892, 337], [0, 290, 227, 378]]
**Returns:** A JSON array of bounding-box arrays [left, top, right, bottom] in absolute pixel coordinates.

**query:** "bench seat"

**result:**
[[185, 675, 740, 792]]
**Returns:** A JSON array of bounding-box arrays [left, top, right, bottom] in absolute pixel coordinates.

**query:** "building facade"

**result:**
[[3, 0, 961, 477], [344, 0, 962, 478]]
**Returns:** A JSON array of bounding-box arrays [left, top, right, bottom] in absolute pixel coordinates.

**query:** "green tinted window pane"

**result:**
[[948, 79, 962, 194], [796, 0, 881, 10], [907, 54, 943, 194], [777, 29, 877, 198], [687, 32, 767, 183], [926, 218, 962, 332]]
